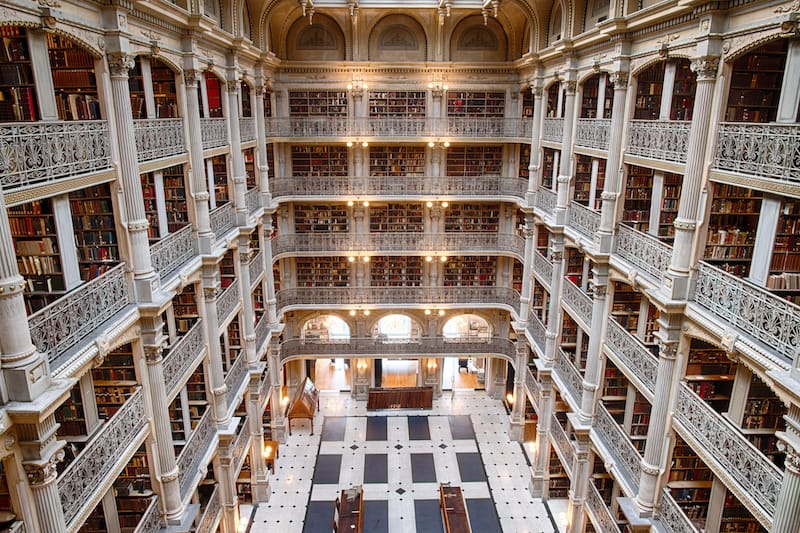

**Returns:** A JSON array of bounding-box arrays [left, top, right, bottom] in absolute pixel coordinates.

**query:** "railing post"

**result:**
[[598, 68, 630, 252]]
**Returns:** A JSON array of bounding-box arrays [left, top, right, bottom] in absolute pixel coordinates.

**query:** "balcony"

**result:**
[[276, 286, 520, 313], [613, 224, 672, 285], [567, 202, 600, 242], [29, 263, 131, 367], [586, 482, 619, 533], [249, 250, 265, 287], [627, 120, 691, 165], [693, 261, 800, 366], [232, 416, 251, 474], [239, 117, 256, 143], [200, 117, 228, 150], [714, 122, 800, 186], [574, 118, 611, 152], [604, 318, 657, 399], [196, 485, 222, 533], [216, 280, 241, 326], [270, 175, 527, 199], [267, 117, 350, 138], [535, 187, 556, 213], [442, 117, 531, 139], [542, 118, 564, 144], [279, 336, 515, 362], [245, 187, 260, 214], [132, 496, 161, 533], [271, 233, 524, 260], [554, 348, 582, 407], [550, 415, 573, 477], [210, 203, 235, 239], [592, 402, 641, 492], [527, 310, 547, 355], [0, 120, 112, 193], [133, 118, 186, 162], [225, 351, 248, 409], [656, 488, 699, 533], [533, 251, 552, 289], [164, 321, 206, 398], [673, 382, 781, 527], [178, 409, 217, 497], [58, 389, 148, 528], [255, 314, 270, 355], [562, 277, 592, 329], [150, 225, 197, 280], [525, 366, 541, 406]]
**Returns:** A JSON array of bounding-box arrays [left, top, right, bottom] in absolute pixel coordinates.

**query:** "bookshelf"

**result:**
[[69, 184, 120, 281], [291, 145, 349, 176], [237, 454, 253, 504], [368, 91, 426, 117], [532, 282, 547, 322], [629, 393, 651, 453], [253, 284, 265, 322], [611, 282, 643, 336], [519, 144, 531, 179], [211, 155, 229, 206], [537, 228, 549, 255], [92, 343, 137, 420], [522, 89, 534, 117], [128, 58, 146, 119], [668, 436, 713, 532], [742, 375, 787, 467], [272, 261, 281, 293], [670, 60, 696, 121], [659, 172, 682, 240], [295, 257, 350, 287], [263, 396, 272, 440], [724, 40, 788, 123], [163, 164, 190, 232], [288, 90, 347, 116], [294, 204, 349, 233], [369, 145, 425, 176], [243, 148, 256, 189], [263, 90, 272, 118], [443, 256, 496, 286], [581, 74, 613, 118], [0, 27, 38, 121], [546, 84, 561, 117], [186, 364, 208, 411], [173, 284, 199, 335], [685, 339, 736, 413], [115, 446, 153, 533], [8, 199, 66, 311], [513, 259, 523, 292], [443, 203, 500, 232], [151, 58, 178, 118], [445, 146, 503, 176], [80, 502, 108, 533], [169, 395, 188, 446], [704, 183, 763, 277], [542, 148, 556, 189], [220, 250, 235, 289], [565, 247, 584, 285], [55, 383, 88, 445], [47, 33, 100, 121], [720, 489, 768, 533], [634, 63, 664, 119], [574, 155, 593, 206], [141, 172, 160, 241], [561, 313, 578, 349], [768, 197, 800, 303], [623, 165, 654, 233], [548, 447, 570, 498], [224, 317, 242, 370], [369, 203, 424, 232], [370, 256, 423, 287], [240, 81, 252, 117], [446, 91, 505, 117], [602, 364, 628, 421], [204, 72, 223, 117]]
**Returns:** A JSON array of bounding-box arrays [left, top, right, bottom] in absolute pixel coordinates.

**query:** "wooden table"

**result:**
[[366, 387, 433, 410], [439, 484, 470, 533], [336, 486, 363, 532]]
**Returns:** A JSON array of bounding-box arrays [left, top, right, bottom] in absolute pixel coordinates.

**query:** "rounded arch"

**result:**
[[370, 313, 424, 341], [34, 26, 105, 59], [301, 313, 352, 341], [286, 13, 346, 61], [442, 313, 494, 338], [578, 69, 611, 86], [448, 15, 508, 62], [583, 0, 611, 30], [723, 32, 788, 63], [367, 14, 428, 61], [547, 0, 565, 45]]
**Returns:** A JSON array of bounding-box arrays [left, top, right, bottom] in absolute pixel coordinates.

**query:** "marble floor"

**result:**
[[248, 391, 558, 533]]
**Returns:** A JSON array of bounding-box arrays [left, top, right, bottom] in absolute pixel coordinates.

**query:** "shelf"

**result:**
[[704, 183, 763, 278], [446, 145, 503, 177], [296, 257, 350, 287], [446, 90, 505, 117], [369, 203, 424, 232], [443, 255, 497, 287], [634, 63, 664, 120], [443, 203, 500, 232], [69, 183, 120, 281], [291, 145, 349, 177], [163, 164, 189, 232], [288, 90, 347, 116], [0, 28, 38, 121], [210, 154, 229, 206], [294, 204, 349, 233], [47, 33, 100, 121], [368, 90, 426, 117], [369, 145, 425, 177], [724, 40, 787, 123]]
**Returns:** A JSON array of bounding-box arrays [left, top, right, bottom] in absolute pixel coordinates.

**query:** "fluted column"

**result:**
[[530, 375, 554, 497], [509, 339, 527, 441], [518, 220, 535, 322], [268, 340, 287, 442], [773, 406, 800, 533], [226, 76, 248, 226], [555, 79, 577, 225], [183, 69, 214, 254], [144, 345, 185, 522], [262, 221, 278, 323], [107, 53, 158, 300], [663, 56, 719, 301], [544, 237, 565, 364], [247, 384, 270, 502], [577, 265, 609, 423], [253, 71, 272, 203], [566, 430, 590, 533], [597, 70, 629, 252], [216, 442, 239, 533], [25, 451, 66, 533], [238, 239, 257, 364], [201, 279, 231, 427], [527, 80, 545, 202]]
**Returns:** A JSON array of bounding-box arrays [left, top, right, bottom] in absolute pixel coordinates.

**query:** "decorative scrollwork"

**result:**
[[657, 488, 699, 533], [594, 402, 642, 487], [555, 348, 583, 406], [249, 250, 265, 286], [551, 413, 573, 476], [586, 481, 619, 533], [605, 318, 658, 395], [150, 224, 197, 279], [200, 117, 228, 149], [245, 187, 260, 214], [563, 278, 593, 326], [574, 118, 611, 151], [542, 118, 564, 143], [164, 321, 206, 397], [210, 203, 235, 239], [239, 117, 256, 143], [24, 449, 63, 486], [225, 352, 248, 408], [714, 122, 800, 184], [197, 485, 221, 533], [525, 366, 541, 405], [567, 201, 601, 241], [690, 56, 720, 80], [536, 187, 557, 213], [232, 416, 250, 473], [133, 118, 186, 162], [608, 70, 629, 90], [627, 119, 691, 164], [177, 409, 216, 497], [614, 223, 673, 284], [106, 52, 135, 77], [216, 280, 241, 325], [527, 311, 547, 354], [137, 496, 162, 533], [533, 251, 553, 289]]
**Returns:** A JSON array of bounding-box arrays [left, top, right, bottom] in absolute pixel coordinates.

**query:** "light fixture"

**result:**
[[362, 201, 369, 207], [506, 393, 515, 405], [443, 141, 450, 148], [347, 200, 354, 206], [441, 201, 449, 208], [363, 309, 370, 315], [427, 359, 437, 370], [426, 256, 433, 262], [357, 360, 367, 371], [438, 309, 445, 316], [362, 256, 370, 263], [425, 309, 432, 315], [426, 201, 433, 208], [347, 141, 354, 147], [349, 309, 357, 316], [428, 141, 435, 148], [280, 395, 289, 406], [361, 141, 369, 147], [348, 256, 356, 262], [440, 256, 448, 262]]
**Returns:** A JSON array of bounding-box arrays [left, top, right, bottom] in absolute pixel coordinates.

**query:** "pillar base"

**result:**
[[617, 497, 653, 531], [163, 503, 200, 532], [529, 471, 546, 498], [594, 230, 614, 255], [272, 418, 288, 443], [659, 270, 692, 301], [508, 418, 524, 442], [198, 231, 216, 255], [133, 272, 162, 304], [253, 477, 270, 503]]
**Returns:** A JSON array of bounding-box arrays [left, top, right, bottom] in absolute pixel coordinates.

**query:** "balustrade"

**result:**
[[196, 486, 221, 533], [673, 383, 782, 522], [694, 261, 800, 365], [533, 251, 552, 289], [542, 118, 564, 143], [657, 487, 698, 533], [259, 366, 271, 401], [555, 348, 582, 406], [0, 120, 112, 191], [604, 318, 657, 397], [29, 263, 129, 365], [178, 409, 217, 497], [536, 187, 556, 213], [574, 118, 611, 151], [150, 225, 197, 279], [562, 278, 593, 327], [527, 311, 547, 354], [714, 122, 800, 184], [232, 416, 250, 473], [255, 314, 269, 354], [360, 116, 432, 137], [225, 352, 248, 408], [525, 366, 541, 405], [245, 187, 260, 214], [216, 280, 241, 328], [239, 117, 256, 143], [550, 414, 573, 477], [614, 224, 672, 284], [567, 201, 600, 241], [133, 118, 185, 162], [593, 402, 641, 489], [249, 250, 265, 286], [210, 203, 235, 239], [164, 321, 206, 398], [58, 389, 147, 527], [586, 482, 619, 533], [133, 496, 161, 533], [200, 117, 228, 149], [627, 120, 691, 164]]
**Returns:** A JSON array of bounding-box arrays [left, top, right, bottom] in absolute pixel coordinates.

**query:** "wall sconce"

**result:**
[[347, 80, 368, 96], [427, 359, 438, 371], [348, 308, 371, 316], [346, 140, 369, 148], [424, 308, 446, 316], [427, 141, 450, 148], [506, 393, 515, 405], [356, 360, 368, 371]]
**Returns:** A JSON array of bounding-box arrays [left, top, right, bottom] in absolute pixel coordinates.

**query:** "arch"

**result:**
[[547, 0, 564, 45], [286, 14, 345, 61], [443, 313, 493, 338], [367, 15, 427, 61], [448, 15, 508, 62], [584, 0, 610, 29], [371, 313, 424, 341], [242, 1, 253, 40], [301, 314, 351, 342], [723, 31, 788, 63]]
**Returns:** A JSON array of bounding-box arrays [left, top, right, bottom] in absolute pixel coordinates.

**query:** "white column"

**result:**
[[253, 73, 271, 203], [202, 280, 231, 427], [773, 406, 800, 533], [226, 74, 248, 226], [238, 238, 257, 365], [597, 71, 629, 252], [518, 221, 536, 321], [527, 81, 545, 203], [183, 69, 214, 253], [577, 265, 609, 423], [509, 339, 528, 441]]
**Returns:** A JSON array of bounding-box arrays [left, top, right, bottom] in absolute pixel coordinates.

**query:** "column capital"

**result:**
[[593, 284, 607, 298], [608, 70, 629, 90], [24, 450, 64, 486], [690, 56, 720, 81], [778, 439, 800, 474], [184, 69, 202, 87], [227, 79, 240, 93], [107, 52, 135, 78], [657, 340, 678, 361], [144, 345, 164, 364], [203, 287, 218, 301], [550, 250, 563, 262], [564, 80, 577, 94]]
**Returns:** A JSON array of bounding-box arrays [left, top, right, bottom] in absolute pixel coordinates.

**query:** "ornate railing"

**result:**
[[0, 120, 112, 191], [555, 349, 583, 406], [150, 225, 196, 279], [567, 201, 600, 241], [225, 352, 248, 408], [164, 321, 206, 398], [657, 487, 698, 533], [443, 117, 531, 139], [255, 315, 269, 354], [276, 286, 520, 311], [266, 117, 351, 137], [239, 117, 256, 143], [542, 118, 564, 143], [266, 117, 531, 139], [216, 280, 240, 325], [196, 485, 222, 533], [178, 409, 217, 497], [58, 389, 146, 526], [562, 278, 593, 327], [279, 336, 515, 361], [605, 318, 657, 396], [627, 120, 691, 164], [29, 264, 129, 364], [270, 175, 527, 199], [245, 187, 260, 214], [533, 251, 552, 288], [574, 118, 611, 151], [694, 261, 800, 365], [249, 251, 265, 285], [714, 122, 800, 183], [134, 118, 185, 162], [551, 414, 573, 476], [525, 366, 541, 405], [272, 233, 525, 259], [360, 116, 432, 137], [594, 402, 641, 488], [259, 366, 272, 401], [674, 383, 782, 520], [200, 117, 228, 149], [614, 224, 672, 284], [210, 203, 235, 239], [133, 496, 161, 533], [586, 482, 618, 533], [536, 187, 557, 213], [232, 417, 251, 473], [527, 311, 547, 354]]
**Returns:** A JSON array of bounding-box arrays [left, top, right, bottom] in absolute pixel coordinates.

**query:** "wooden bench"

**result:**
[[439, 484, 470, 533]]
